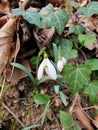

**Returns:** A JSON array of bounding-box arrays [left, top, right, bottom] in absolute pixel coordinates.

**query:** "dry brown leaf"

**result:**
[[9, 33, 20, 62], [73, 94, 94, 130], [0, 0, 10, 13], [33, 27, 55, 49], [93, 114, 98, 128], [0, 19, 17, 74], [80, 0, 88, 7], [79, 16, 95, 31], [0, 16, 8, 28], [5, 60, 31, 84], [19, 0, 31, 10]]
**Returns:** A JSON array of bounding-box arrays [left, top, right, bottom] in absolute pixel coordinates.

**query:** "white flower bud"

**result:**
[[38, 58, 57, 80]]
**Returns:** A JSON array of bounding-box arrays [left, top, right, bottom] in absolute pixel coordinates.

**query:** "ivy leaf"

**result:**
[[12, 8, 41, 27], [60, 111, 75, 129], [34, 93, 50, 105], [84, 81, 98, 103], [86, 59, 98, 71], [63, 64, 91, 93], [69, 24, 85, 35], [77, 2, 98, 17], [58, 38, 77, 60], [78, 34, 96, 46], [40, 4, 69, 34]]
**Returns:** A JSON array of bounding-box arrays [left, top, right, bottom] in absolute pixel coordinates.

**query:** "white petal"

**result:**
[[45, 58, 57, 80], [62, 57, 66, 65], [57, 60, 64, 72], [37, 59, 45, 80]]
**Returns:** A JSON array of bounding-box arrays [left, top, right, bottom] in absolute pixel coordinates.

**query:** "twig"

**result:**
[[79, 48, 87, 61], [0, 77, 5, 99], [1, 102, 25, 128]]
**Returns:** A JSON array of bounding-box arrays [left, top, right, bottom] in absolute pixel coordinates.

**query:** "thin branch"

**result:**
[[0, 77, 5, 99], [1, 102, 25, 128]]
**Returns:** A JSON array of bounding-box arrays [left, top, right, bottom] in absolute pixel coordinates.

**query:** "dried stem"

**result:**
[[1, 102, 25, 128]]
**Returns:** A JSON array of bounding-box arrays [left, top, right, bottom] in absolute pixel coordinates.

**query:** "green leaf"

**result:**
[[86, 59, 98, 71], [54, 85, 60, 94], [53, 43, 58, 65], [59, 91, 68, 106], [63, 64, 91, 93], [60, 111, 75, 129], [40, 4, 69, 34], [30, 56, 42, 65], [34, 93, 50, 104], [12, 8, 41, 27], [78, 34, 96, 46], [58, 38, 77, 60], [77, 2, 98, 17], [10, 62, 36, 86], [69, 24, 85, 35], [84, 81, 98, 103]]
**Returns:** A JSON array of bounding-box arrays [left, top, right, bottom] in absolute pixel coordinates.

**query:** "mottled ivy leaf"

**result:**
[[69, 24, 85, 35], [84, 81, 98, 103], [60, 111, 75, 129], [12, 8, 41, 27], [40, 4, 69, 35], [77, 2, 98, 17], [86, 59, 98, 71], [78, 34, 96, 46], [63, 64, 91, 93], [58, 38, 77, 60], [34, 93, 50, 105]]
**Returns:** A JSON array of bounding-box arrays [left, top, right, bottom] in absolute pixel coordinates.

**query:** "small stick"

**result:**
[[0, 77, 5, 99], [1, 102, 25, 128]]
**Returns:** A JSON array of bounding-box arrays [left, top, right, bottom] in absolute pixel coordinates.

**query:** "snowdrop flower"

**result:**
[[38, 53, 57, 80], [57, 57, 66, 72]]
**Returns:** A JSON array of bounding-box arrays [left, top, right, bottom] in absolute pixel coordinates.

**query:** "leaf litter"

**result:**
[[0, 0, 98, 130]]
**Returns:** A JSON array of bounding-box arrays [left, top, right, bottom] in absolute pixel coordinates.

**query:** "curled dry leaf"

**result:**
[[46, 0, 62, 5], [93, 114, 98, 128], [19, 0, 31, 10], [80, 0, 88, 7], [5, 60, 31, 84], [33, 27, 55, 49], [0, 19, 17, 74], [0, 16, 8, 28], [73, 94, 94, 130], [0, 0, 10, 14]]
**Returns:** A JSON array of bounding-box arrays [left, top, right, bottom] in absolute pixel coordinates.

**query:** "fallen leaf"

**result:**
[[0, 0, 10, 14], [33, 27, 55, 49], [0, 19, 16, 74], [0, 16, 8, 28], [46, 0, 62, 5], [80, 0, 88, 7], [93, 114, 98, 128], [73, 94, 94, 130], [19, 0, 30, 10], [5, 60, 31, 84]]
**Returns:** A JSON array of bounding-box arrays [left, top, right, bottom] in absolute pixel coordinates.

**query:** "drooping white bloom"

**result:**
[[62, 57, 66, 65], [57, 57, 66, 72], [57, 60, 63, 72], [38, 58, 57, 80]]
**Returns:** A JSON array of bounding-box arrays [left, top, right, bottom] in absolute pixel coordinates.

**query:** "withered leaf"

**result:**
[[93, 114, 98, 128], [73, 94, 94, 130], [33, 27, 55, 49], [5, 60, 31, 84], [0, 19, 16, 74]]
